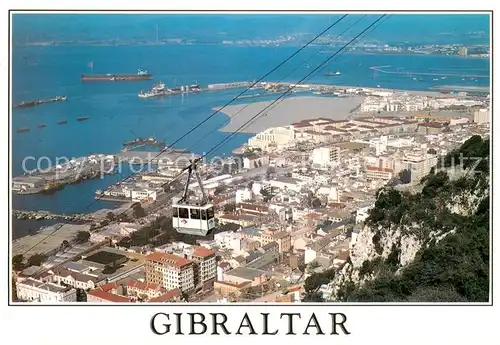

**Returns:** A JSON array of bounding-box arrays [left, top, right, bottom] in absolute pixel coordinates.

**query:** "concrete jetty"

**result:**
[[12, 210, 94, 222]]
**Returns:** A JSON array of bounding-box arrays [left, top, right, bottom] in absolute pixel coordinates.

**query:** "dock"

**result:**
[[115, 150, 197, 166], [122, 137, 166, 152], [12, 210, 94, 222], [138, 80, 266, 99], [12, 154, 116, 195], [14, 96, 67, 109]]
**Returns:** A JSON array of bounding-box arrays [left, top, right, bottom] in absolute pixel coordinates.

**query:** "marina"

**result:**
[[13, 95, 66, 109]]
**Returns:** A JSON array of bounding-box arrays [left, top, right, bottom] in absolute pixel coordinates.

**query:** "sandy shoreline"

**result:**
[[216, 95, 364, 134]]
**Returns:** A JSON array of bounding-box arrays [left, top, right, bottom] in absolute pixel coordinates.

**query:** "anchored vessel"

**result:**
[[325, 71, 341, 77], [81, 69, 152, 82], [14, 96, 66, 109], [77, 116, 89, 122], [172, 161, 215, 236], [138, 81, 201, 98]]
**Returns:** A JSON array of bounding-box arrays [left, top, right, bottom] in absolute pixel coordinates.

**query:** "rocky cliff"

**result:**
[[331, 135, 490, 302]]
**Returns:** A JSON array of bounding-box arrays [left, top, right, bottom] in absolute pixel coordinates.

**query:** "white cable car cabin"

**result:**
[[172, 161, 215, 236]]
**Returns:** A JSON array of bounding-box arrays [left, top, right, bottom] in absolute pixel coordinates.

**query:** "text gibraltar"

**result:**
[[150, 312, 351, 336]]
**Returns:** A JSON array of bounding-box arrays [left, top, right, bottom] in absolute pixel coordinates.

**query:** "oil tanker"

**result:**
[[81, 69, 152, 82]]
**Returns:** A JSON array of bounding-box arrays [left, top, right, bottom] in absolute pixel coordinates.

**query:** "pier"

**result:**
[[138, 80, 266, 99], [13, 96, 67, 109], [12, 155, 116, 195], [122, 137, 166, 152], [369, 65, 490, 78], [13, 210, 94, 222]]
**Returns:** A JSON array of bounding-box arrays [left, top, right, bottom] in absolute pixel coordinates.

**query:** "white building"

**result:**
[[16, 278, 77, 303], [399, 153, 438, 183], [474, 109, 490, 124], [235, 188, 253, 204], [369, 136, 388, 156], [243, 155, 270, 169], [449, 117, 470, 126], [365, 166, 394, 180], [269, 177, 303, 192], [131, 188, 158, 202], [248, 126, 295, 149], [311, 147, 340, 169], [356, 204, 373, 224], [45, 266, 98, 291], [304, 247, 317, 264]]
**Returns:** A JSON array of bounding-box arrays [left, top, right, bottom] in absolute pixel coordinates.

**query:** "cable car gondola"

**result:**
[[172, 161, 215, 236]]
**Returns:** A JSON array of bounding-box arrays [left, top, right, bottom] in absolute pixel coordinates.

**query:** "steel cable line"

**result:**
[[18, 17, 349, 266], [193, 15, 388, 164], [243, 14, 392, 130], [184, 15, 369, 152], [25, 16, 387, 277]]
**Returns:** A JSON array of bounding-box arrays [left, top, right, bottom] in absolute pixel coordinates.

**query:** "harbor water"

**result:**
[[11, 44, 489, 237]]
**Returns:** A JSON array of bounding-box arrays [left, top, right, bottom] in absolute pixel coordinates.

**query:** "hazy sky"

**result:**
[[12, 13, 490, 44]]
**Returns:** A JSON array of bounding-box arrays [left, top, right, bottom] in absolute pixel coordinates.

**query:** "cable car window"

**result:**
[[207, 207, 214, 219], [201, 209, 207, 220], [172, 207, 179, 217], [178, 208, 189, 218], [190, 208, 201, 219]]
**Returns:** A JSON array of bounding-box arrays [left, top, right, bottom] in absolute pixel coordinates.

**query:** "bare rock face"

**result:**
[[330, 174, 488, 301]]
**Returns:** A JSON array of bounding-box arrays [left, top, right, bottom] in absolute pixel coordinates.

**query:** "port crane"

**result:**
[[172, 160, 215, 236]]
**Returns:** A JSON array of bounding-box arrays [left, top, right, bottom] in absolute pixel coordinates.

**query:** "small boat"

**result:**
[[38, 124, 46, 129], [77, 116, 89, 122], [17, 128, 30, 133], [58, 120, 68, 125], [325, 71, 341, 77]]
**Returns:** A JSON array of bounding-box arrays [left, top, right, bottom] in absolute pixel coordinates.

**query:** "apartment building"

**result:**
[[239, 227, 292, 253], [145, 252, 195, 293], [311, 146, 340, 168], [399, 153, 438, 183], [365, 166, 394, 180], [474, 108, 490, 124], [191, 246, 217, 291], [16, 278, 77, 303]]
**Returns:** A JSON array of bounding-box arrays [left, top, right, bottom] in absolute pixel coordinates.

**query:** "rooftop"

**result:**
[[145, 252, 192, 268], [225, 266, 268, 281], [87, 289, 132, 303], [192, 246, 215, 258]]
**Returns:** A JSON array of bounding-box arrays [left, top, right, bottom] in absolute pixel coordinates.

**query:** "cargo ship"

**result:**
[[77, 116, 89, 122], [17, 128, 30, 133], [58, 120, 68, 125], [38, 124, 46, 129], [14, 96, 66, 109], [138, 81, 201, 98], [81, 69, 152, 82]]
